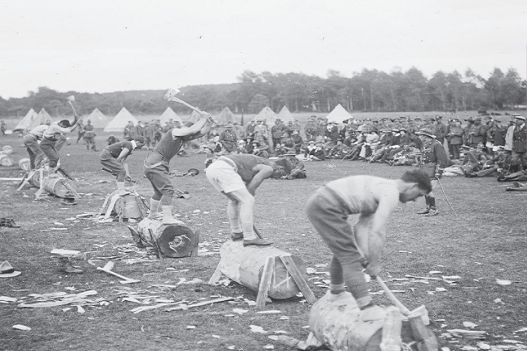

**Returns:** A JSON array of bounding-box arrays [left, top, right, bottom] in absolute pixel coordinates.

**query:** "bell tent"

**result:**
[[86, 108, 111, 129], [255, 106, 277, 125], [277, 106, 294, 124], [104, 107, 138, 133], [216, 107, 235, 126], [13, 108, 39, 132], [159, 107, 182, 126], [326, 104, 353, 124]]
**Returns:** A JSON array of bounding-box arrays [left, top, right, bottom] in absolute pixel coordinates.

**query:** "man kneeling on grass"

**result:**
[[305, 169, 431, 321], [205, 154, 292, 247]]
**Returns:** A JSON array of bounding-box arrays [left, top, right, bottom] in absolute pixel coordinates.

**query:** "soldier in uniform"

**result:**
[[100, 136, 145, 193], [144, 114, 215, 224], [279, 149, 307, 179], [415, 128, 449, 216], [304, 116, 319, 142], [83, 120, 97, 151], [218, 121, 238, 154], [510, 115, 527, 172]]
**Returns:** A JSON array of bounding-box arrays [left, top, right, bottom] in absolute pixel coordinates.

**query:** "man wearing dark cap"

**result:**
[[468, 116, 487, 147], [415, 128, 449, 216], [510, 115, 527, 172], [446, 119, 464, 159], [218, 121, 238, 154]]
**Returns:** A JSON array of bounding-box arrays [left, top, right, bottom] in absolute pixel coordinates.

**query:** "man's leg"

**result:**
[[224, 188, 272, 246], [226, 197, 243, 240], [40, 139, 59, 170]]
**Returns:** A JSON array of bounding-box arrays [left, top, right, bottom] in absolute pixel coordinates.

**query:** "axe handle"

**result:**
[[376, 276, 411, 315], [67, 101, 78, 117], [252, 225, 264, 239], [167, 96, 205, 115], [96, 267, 138, 282]]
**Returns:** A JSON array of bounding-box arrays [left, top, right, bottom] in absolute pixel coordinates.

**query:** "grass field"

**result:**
[[1, 130, 526, 351]]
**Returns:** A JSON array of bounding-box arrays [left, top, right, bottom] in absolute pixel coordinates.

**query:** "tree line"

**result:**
[[1, 66, 525, 119]]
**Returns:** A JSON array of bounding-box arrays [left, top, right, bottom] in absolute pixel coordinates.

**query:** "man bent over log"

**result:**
[[205, 154, 292, 247], [305, 169, 431, 321], [100, 136, 145, 194], [40, 118, 81, 173], [144, 115, 214, 225]]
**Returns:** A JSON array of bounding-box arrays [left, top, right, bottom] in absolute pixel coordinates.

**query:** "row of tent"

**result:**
[[14, 103, 354, 133]]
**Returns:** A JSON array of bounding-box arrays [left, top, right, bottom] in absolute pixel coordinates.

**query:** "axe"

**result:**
[[66, 95, 78, 117], [97, 261, 140, 284], [163, 88, 217, 124]]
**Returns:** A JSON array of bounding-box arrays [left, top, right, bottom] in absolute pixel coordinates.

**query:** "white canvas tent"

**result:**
[[216, 107, 235, 126], [255, 106, 277, 125], [104, 107, 138, 133], [326, 104, 353, 124], [159, 107, 182, 126], [37, 108, 52, 126], [87, 108, 111, 129], [277, 106, 294, 124], [13, 108, 39, 132]]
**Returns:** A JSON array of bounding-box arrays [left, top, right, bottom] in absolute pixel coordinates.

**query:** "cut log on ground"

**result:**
[[131, 218, 199, 258], [217, 240, 308, 299], [43, 176, 78, 198], [308, 292, 438, 351]]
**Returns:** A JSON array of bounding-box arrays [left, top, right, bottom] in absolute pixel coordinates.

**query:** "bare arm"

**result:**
[[245, 164, 274, 195], [365, 186, 400, 276], [172, 115, 213, 138], [116, 148, 130, 163]]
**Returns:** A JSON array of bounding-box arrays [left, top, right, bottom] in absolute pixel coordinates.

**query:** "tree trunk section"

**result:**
[[136, 218, 199, 258], [218, 241, 308, 299], [43, 177, 77, 198], [309, 293, 435, 351]]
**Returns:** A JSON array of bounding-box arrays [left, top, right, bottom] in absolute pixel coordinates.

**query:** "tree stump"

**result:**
[[0, 154, 14, 167], [309, 293, 437, 351], [132, 218, 199, 258], [217, 241, 308, 299]]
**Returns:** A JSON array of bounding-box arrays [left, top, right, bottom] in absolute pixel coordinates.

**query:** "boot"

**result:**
[[425, 197, 439, 216], [231, 232, 244, 241], [417, 196, 430, 214], [162, 206, 184, 225], [147, 199, 161, 219], [59, 257, 84, 274], [243, 238, 273, 247]]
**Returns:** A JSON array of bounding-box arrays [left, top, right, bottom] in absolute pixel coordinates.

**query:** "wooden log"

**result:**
[[42, 176, 77, 198], [29, 171, 42, 188], [0, 154, 14, 167], [114, 195, 144, 219], [136, 218, 199, 258], [309, 292, 437, 351], [218, 241, 308, 299]]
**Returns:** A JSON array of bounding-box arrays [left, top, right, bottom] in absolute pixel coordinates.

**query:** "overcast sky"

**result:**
[[1, 0, 525, 99]]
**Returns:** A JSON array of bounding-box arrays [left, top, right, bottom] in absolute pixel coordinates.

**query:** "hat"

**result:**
[[292, 130, 299, 135], [283, 149, 297, 156], [308, 140, 316, 144], [474, 116, 482, 121], [392, 128, 400, 132], [515, 115, 526, 121], [465, 117, 475, 122], [0, 261, 21, 278], [281, 132, 290, 138], [414, 118, 422, 121], [460, 145, 471, 150], [476, 142, 485, 149], [435, 115, 443, 119], [415, 128, 436, 138]]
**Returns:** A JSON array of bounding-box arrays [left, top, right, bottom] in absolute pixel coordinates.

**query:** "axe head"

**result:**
[[102, 261, 115, 271], [164, 88, 180, 101], [67, 95, 75, 102]]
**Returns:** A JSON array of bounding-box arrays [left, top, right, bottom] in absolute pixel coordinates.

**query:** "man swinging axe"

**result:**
[[144, 114, 215, 225], [415, 128, 449, 216], [305, 169, 432, 321], [40, 117, 82, 174]]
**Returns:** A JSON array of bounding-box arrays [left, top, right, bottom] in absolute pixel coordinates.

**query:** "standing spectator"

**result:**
[[447, 119, 464, 159], [510, 115, 527, 172], [468, 117, 487, 147], [245, 119, 257, 139], [304, 116, 318, 142], [271, 119, 287, 148], [218, 121, 238, 154], [76, 120, 85, 144], [124, 121, 135, 140], [463, 117, 475, 145], [325, 122, 340, 146], [83, 120, 97, 151], [432, 116, 448, 144], [0, 120, 6, 136], [415, 128, 449, 216]]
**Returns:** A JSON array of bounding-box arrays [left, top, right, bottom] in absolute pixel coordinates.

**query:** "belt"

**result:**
[[42, 136, 57, 142], [144, 150, 168, 169], [217, 156, 238, 171], [27, 133, 40, 140]]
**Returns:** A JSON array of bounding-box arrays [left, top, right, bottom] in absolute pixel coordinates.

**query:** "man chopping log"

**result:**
[[99, 136, 145, 194], [305, 169, 431, 321], [23, 124, 49, 170], [40, 118, 81, 173], [144, 115, 215, 224], [205, 154, 293, 246]]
